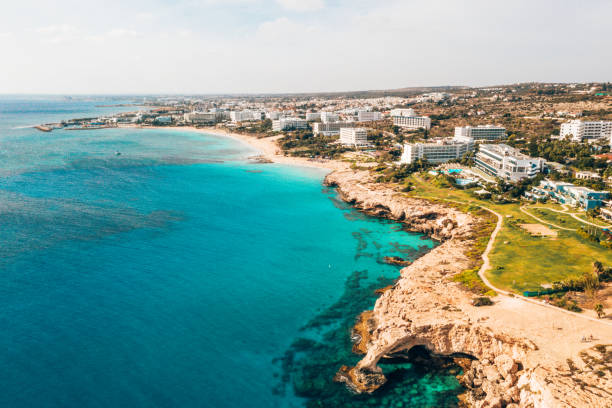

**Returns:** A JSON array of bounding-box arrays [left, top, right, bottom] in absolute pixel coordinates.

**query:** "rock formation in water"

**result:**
[[325, 170, 612, 408]]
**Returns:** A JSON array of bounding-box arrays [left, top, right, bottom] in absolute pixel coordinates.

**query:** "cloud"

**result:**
[[276, 0, 324, 12], [36, 24, 79, 44]]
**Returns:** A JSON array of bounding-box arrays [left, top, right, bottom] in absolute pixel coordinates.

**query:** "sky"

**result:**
[[0, 0, 611, 94]]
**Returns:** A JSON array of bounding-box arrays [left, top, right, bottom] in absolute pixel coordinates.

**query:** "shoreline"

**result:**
[[87, 124, 612, 405], [120, 124, 350, 172]]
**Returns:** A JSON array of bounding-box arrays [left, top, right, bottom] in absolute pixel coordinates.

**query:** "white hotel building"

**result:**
[[559, 120, 612, 142], [305, 112, 321, 122], [357, 111, 382, 122], [272, 117, 308, 132], [184, 111, 217, 125], [454, 125, 507, 141], [313, 121, 355, 136], [400, 138, 474, 164], [339, 128, 368, 146], [475, 144, 543, 182], [391, 109, 431, 130], [320, 112, 340, 123], [230, 110, 264, 122]]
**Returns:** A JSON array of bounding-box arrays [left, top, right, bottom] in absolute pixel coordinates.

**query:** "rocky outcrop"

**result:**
[[325, 170, 612, 408]]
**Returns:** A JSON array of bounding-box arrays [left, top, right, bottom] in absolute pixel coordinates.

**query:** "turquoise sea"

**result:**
[[0, 97, 463, 407]]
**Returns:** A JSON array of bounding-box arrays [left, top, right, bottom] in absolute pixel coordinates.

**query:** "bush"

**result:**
[[473, 297, 494, 306]]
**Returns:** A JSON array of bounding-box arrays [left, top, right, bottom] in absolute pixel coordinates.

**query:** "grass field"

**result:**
[[404, 173, 612, 293], [524, 207, 583, 230]]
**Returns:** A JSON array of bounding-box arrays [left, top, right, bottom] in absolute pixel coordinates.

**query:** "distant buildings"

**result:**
[[154, 116, 172, 124], [339, 128, 368, 146], [391, 109, 431, 130], [527, 180, 609, 210], [305, 112, 321, 122], [357, 111, 382, 122], [320, 112, 340, 123], [454, 125, 507, 141], [475, 144, 543, 182], [272, 117, 308, 132], [559, 120, 612, 142], [399, 138, 473, 164], [313, 121, 355, 136], [266, 111, 283, 120], [575, 171, 602, 181], [184, 111, 216, 125], [230, 110, 264, 122]]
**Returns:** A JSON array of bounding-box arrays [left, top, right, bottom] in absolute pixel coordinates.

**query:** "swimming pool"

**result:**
[[455, 178, 477, 186]]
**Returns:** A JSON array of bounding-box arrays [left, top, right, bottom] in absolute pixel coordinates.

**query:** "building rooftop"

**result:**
[[479, 143, 535, 160]]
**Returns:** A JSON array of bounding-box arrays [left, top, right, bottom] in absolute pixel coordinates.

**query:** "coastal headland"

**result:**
[[179, 128, 612, 407], [325, 170, 612, 408]]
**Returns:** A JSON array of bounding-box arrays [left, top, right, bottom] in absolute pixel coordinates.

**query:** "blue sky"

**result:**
[[1, 0, 611, 94]]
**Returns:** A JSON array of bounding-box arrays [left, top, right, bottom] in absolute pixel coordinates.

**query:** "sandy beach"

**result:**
[[123, 125, 350, 172]]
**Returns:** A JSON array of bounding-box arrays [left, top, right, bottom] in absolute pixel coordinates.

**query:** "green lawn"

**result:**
[[524, 207, 583, 230], [404, 173, 612, 293]]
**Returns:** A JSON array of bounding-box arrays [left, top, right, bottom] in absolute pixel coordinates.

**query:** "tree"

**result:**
[[594, 303, 605, 319]]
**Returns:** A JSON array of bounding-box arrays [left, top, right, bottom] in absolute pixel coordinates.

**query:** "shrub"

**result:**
[[473, 297, 494, 306]]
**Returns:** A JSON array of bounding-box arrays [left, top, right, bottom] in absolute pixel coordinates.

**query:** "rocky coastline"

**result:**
[[325, 169, 612, 408]]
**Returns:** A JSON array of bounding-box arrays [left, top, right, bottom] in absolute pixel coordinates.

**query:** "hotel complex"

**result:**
[[320, 112, 340, 123], [357, 111, 382, 122], [272, 117, 308, 132], [527, 180, 609, 210], [391, 109, 431, 130], [454, 125, 507, 141], [559, 120, 612, 142], [475, 144, 543, 182], [339, 128, 368, 146], [399, 138, 474, 164], [313, 121, 355, 136]]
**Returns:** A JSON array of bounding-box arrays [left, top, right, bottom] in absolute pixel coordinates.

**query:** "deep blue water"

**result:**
[[0, 98, 461, 407]]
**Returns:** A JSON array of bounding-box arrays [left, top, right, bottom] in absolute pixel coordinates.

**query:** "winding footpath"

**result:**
[[478, 205, 612, 327]]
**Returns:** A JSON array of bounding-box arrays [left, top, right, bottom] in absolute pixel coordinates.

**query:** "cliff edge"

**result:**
[[325, 170, 612, 408]]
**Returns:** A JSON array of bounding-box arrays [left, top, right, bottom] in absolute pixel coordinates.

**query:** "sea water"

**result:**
[[0, 98, 463, 407]]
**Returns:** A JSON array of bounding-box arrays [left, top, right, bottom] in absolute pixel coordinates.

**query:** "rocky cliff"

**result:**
[[325, 170, 612, 408]]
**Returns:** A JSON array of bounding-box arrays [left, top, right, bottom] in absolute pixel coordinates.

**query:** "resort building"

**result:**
[[313, 121, 355, 136], [339, 128, 368, 146], [399, 138, 474, 164], [272, 117, 308, 132], [154, 116, 172, 124], [475, 144, 543, 182], [305, 112, 321, 122], [266, 111, 283, 120], [357, 111, 382, 122], [454, 125, 507, 141], [391, 109, 431, 130], [390, 108, 415, 117], [527, 180, 609, 210], [184, 111, 217, 125], [575, 171, 602, 181], [559, 120, 612, 142], [230, 110, 264, 122], [320, 112, 340, 123]]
